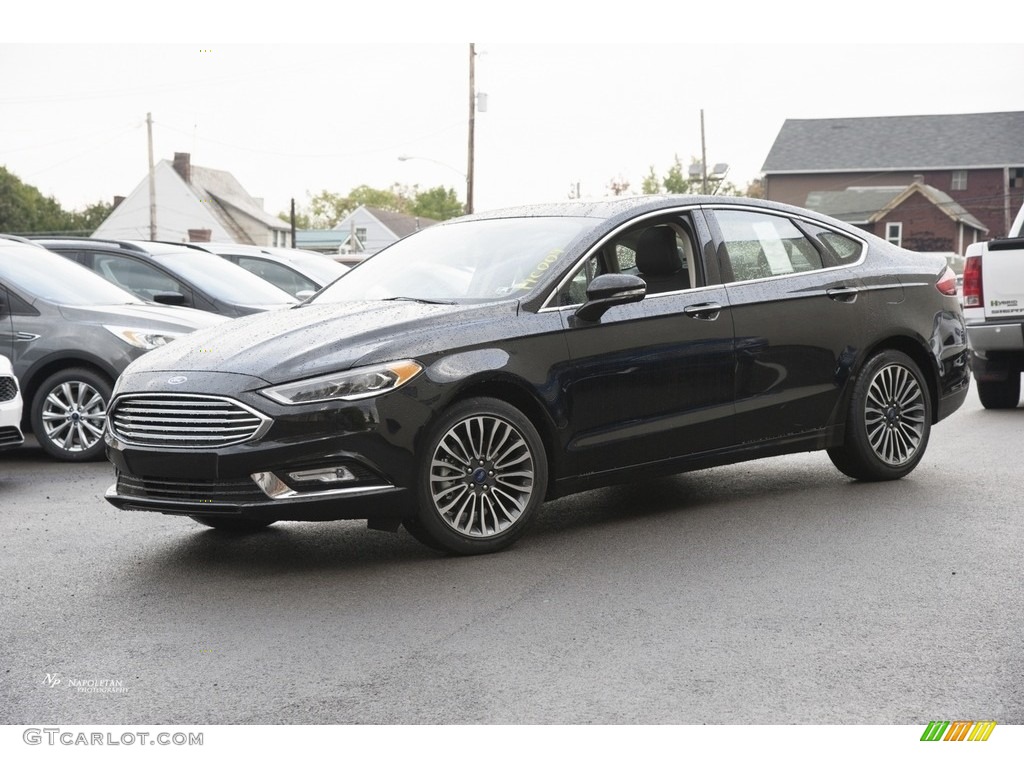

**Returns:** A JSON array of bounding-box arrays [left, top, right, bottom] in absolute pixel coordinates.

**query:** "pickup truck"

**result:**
[[963, 203, 1024, 408]]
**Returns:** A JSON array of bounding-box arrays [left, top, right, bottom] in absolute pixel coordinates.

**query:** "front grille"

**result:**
[[116, 473, 268, 504], [0, 376, 17, 403], [109, 394, 270, 448]]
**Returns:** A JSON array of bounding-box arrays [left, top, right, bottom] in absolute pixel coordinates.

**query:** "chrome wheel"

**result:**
[[41, 380, 107, 454], [829, 350, 932, 481], [864, 363, 927, 466], [429, 413, 537, 539], [31, 368, 113, 462]]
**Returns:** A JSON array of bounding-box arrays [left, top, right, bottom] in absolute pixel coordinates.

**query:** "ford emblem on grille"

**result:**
[[167, 376, 188, 384]]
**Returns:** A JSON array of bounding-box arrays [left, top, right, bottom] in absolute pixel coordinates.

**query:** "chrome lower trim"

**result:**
[[251, 471, 393, 500]]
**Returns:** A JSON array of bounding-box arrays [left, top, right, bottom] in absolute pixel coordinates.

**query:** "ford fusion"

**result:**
[[104, 196, 969, 554]]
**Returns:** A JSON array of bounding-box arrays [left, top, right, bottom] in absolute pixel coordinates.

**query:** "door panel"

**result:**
[[558, 286, 736, 475], [707, 207, 866, 442]]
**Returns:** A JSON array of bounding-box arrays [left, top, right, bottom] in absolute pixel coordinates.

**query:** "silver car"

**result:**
[[0, 238, 226, 461]]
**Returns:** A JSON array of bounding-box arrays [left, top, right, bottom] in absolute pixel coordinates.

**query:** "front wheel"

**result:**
[[828, 350, 932, 481], [412, 398, 548, 555], [30, 367, 113, 462]]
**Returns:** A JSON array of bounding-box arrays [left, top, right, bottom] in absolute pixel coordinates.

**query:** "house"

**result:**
[[804, 180, 988, 255], [761, 112, 1024, 246], [295, 205, 437, 262], [93, 152, 292, 246]]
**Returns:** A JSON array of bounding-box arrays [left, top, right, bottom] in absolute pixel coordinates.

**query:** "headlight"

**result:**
[[104, 325, 182, 350], [260, 360, 423, 405]]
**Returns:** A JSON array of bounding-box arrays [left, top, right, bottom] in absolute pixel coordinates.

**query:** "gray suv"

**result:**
[[0, 237, 225, 461]]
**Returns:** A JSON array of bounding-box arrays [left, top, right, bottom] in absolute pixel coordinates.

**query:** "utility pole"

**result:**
[[700, 108, 708, 195], [147, 112, 157, 240], [466, 44, 476, 215]]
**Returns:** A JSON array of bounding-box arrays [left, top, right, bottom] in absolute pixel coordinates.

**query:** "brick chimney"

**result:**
[[173, 152, 192, 184]]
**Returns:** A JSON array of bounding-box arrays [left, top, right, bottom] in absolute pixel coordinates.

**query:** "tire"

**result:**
[[189, 516, 275, 533], [828, 350, 932, 481], [30, 367, 113, 462], [412, 397, 548, 555], [976, 377, 1020, 410]]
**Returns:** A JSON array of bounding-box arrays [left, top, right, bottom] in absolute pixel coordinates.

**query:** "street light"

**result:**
[[397, 155, 467, 180], [690, 109, 729, 195]]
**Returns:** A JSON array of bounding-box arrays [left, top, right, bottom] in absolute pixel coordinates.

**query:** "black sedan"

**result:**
[[104, 196, 970, 554]]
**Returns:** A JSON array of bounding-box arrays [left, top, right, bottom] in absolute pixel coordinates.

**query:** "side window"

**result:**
[[715, 210, 824, 282], [236, 257, 317, 297], [92, 254, 186, 301], [555, 219, 698, 306]]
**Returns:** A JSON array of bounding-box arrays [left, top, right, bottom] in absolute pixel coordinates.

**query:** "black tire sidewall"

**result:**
[[840, 350, 932, 480], [413, 397, 547, 555], [30, 367, 113, 462]]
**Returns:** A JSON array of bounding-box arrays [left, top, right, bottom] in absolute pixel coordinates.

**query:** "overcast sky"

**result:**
[[2, 5, 1022, 224]]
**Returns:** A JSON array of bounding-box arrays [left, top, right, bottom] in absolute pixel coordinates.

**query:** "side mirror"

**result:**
[[575, 273, 646, 322], [151, 292, 187, 306]]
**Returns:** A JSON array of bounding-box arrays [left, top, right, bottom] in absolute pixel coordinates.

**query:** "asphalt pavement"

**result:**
[[1, 385, 1021, 725]]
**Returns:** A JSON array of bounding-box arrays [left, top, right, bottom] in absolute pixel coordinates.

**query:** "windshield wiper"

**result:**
[[380, 296, 456, 305]]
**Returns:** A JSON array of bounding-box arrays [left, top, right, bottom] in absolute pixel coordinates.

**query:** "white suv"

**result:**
[[0, 354, 24, 450]]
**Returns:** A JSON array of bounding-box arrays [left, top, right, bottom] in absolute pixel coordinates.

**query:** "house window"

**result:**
[[886, 222, 902, 246], [951, 170, 968, 191], [355, 227, 367, 246]]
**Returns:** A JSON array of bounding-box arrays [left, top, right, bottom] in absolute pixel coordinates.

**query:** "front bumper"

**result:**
[[103, 371, 434, 524]]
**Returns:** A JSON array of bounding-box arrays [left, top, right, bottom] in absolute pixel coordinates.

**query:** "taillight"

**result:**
[[962, 255, 983, 307], [936, 265, 959, 296]]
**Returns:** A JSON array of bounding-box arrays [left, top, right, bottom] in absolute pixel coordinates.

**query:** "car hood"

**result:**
[[122, 300, 514, 385], [58, 303, 228, 331]]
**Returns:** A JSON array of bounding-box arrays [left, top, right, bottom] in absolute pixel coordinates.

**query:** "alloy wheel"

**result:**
[[40, 380, 108, 454], [428, 414, 536, 538], [863, 363, 927, 466]]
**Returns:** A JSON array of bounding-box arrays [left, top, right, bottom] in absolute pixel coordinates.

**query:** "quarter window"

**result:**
[[714, 210, 823, 282]]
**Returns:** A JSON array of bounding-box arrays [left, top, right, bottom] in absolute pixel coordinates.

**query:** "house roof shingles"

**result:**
[[805, 183, 989, 232], [762, 111, 1024, 173]]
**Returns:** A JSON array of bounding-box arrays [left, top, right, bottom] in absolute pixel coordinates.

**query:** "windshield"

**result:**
[[282, 251, 349, 284], [313, 216, 593, 303], [153, 250, 295, 305], [1, 245, 144, 305]]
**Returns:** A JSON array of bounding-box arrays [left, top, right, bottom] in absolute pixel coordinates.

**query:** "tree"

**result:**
[[642, 154, 744, 196], [410, 186, 464, 220], [641, 166, 661, 195], [607, 175, 631, 197], [283, 183, 465, 228], [0, 166, 113, 235]]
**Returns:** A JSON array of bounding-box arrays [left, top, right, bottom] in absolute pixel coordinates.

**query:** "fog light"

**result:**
[[287, 466, 357, 484]]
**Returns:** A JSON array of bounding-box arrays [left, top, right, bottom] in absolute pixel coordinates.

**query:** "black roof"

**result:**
[[762, 111, 1024, 174]]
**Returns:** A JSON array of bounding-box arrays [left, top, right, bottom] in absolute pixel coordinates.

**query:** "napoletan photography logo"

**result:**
[[920, 720, 997, 742], [43, 673, 130, 694]]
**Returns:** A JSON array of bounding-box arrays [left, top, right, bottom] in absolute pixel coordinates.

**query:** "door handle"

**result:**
[[826, 287, 859, 303], [683, 302, 722, 320]]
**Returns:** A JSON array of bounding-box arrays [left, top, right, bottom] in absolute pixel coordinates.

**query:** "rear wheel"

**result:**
[[30, 368, 112, 462], [828, 350, 931, 481], [976, 376, 1020, 409], [412, 397, 547, 555], [189, 516, 275, 533]]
